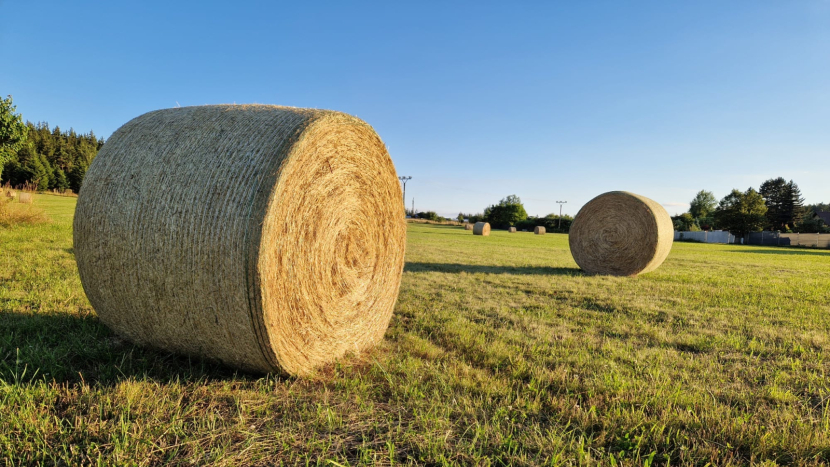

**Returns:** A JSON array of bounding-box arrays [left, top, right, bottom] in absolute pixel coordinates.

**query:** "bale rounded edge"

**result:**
[[568, 191, 673, 277], [73, 104, 406, 376]]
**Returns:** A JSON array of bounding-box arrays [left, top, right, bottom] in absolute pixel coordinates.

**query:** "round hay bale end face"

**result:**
[[464, 223, 474, 230], [73, 105, 406, 376], [508, 227, 517, 233], [473, 222, 490, 236], [568, 191, 673, 277], [534, 226, 545, 235]]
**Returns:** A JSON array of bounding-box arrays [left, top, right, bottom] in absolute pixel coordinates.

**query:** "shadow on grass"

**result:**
[[405, 262, 581, 276], [727, 248, 830, 256], [0, 311, 264, 386]]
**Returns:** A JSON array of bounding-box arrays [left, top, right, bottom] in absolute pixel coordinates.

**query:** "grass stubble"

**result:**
[[1, 195, 829, 466]]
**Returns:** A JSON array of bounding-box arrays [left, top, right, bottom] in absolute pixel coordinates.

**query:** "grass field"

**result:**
[[2, 195, 830, 466]]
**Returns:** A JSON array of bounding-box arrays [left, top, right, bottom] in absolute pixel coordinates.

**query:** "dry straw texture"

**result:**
[[74, 105, 406, 376], [473, 222, 490, 236], [508, 227, 517, 233], [464, 223, 474, 230], [534, 226, 545, 235], [18, 193, 32, 204], [569, 191, 673, 277]]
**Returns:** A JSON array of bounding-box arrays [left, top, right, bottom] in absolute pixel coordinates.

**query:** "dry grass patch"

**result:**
[[0, 197, 48, 227]]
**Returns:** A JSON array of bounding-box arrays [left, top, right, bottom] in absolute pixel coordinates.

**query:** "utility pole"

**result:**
[[398, 176, 411, 214], [556, 201, 567, 230], [412, 198, 414, 217]]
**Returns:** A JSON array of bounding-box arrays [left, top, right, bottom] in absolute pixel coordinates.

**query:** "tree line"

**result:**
[[457, 195, 573, 232], [673, 178, 829, 236], [0, 95, 102, 193]]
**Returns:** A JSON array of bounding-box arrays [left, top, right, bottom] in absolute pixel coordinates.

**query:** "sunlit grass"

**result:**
[[1, 196, 829, 465]]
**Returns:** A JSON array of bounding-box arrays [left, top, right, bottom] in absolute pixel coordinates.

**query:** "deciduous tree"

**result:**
[[0, 95, 28, 182], [713, 188, 768, 237]]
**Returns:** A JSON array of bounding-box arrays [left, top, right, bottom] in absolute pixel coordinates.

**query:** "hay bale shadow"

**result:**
[[0, 311, 265, 386], [404, 262, 581, 276]]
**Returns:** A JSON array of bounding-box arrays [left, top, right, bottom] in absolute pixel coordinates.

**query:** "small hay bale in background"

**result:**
[[74, 105, 406, 376], [534, 226, 545, 235], [508, 227, 517, 233], [569, 191, 673, 277], [473, 222, 490, 236], [464, 223, 474, 230], [5, 190, 15, 198], [18, 193, 32, 204]]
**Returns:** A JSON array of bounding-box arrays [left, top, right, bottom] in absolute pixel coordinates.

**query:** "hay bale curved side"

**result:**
[[74, 105, 406, 376], [473, 222, 490, 236], [568, 191, 673, 276], [508, 227, 517, 233], [534, 226, 545, 235]]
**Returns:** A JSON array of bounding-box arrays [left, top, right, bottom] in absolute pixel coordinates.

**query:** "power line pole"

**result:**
[[556, 200, 567, 230], [398, 176, 411, 214]]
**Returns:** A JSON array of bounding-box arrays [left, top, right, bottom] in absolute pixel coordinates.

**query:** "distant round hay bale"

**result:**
[[74, 105, 406, 376], [464, 223, 474, 230], [569, 191, 673, 277], [18, 193, 32, 204], [508, 227, 517, 233], [534, 226, 545, 235], [5, 190, 15, 198], [473, 222, 490, 236]]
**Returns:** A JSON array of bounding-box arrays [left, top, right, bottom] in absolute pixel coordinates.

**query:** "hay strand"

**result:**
[[74, 105, 406, 376], [473, 222, 490, 236], [534, 226, 545, 235], [569, 191, 673, 277]]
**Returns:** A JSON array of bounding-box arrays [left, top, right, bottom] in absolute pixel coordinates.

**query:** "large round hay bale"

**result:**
[[569, 191, 673, 277], [18, 193, 32, 204], [464, 223, 474, 230], [508, 227, 517, 233], [534, 226, 545, 235], [473, 222, 490, 236], [74, 105, 406, 376]]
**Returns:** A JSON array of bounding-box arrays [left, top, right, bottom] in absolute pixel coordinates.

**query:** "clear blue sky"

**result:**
[[2, 1, 828, 217]]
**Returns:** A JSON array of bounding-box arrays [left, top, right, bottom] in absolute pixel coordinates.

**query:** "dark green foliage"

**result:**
[[672, 213, 700, 231], [515, 214, 572, 233], [484, 195, 528, 229], [0, 95, 29, 182], [759, 177, 804, 231], [689, 190, 717, 219], [1, 121, 102, 192], [714, 188, 768, 237], [416, 211, 441, 221]]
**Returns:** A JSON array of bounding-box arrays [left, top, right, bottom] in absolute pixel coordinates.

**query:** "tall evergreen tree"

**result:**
[[759, 177, 804, 230]]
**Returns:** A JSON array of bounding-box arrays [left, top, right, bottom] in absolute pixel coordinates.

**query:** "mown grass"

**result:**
[[1, 195, 829, 466]]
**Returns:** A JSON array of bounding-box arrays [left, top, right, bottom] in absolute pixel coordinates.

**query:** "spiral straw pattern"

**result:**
[[569, 191, 673, 277], [74, 105, 406, 375]]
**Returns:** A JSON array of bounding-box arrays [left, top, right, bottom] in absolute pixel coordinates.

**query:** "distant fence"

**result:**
[[745, 231, 830, 248], [674, 230, 735, 244], [674, 230, 830, 248]]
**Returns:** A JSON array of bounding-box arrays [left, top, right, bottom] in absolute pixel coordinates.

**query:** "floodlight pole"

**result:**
[[556, 201, 567, 230], [398, 176, 412, 214]]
